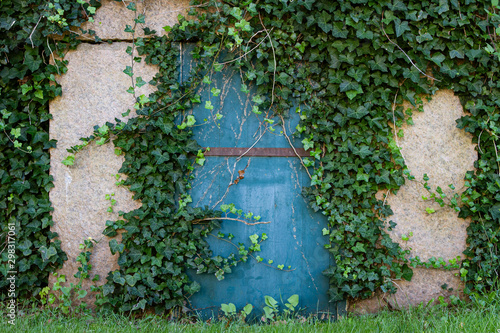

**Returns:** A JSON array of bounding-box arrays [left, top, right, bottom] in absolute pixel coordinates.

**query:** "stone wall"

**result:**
[[49, 0, 476, 310], [353, 90, 476, 313], [49, 0, 188, 301]]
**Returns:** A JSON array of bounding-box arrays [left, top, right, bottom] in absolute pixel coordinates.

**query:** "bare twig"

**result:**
[[3, 130, 31, 154], [46, 38, 60, 75], [381, 12, 440, 82], [129, 0, 138, 101], [192, 216, 271, 226], [391, 89, 408, 166], [236, 131, 266, 162], [482, 118, 500, 175], [259, 14, 276, 105], [211, 158, 251, 209], [244, 29, 266, 60], [477, 129, 484, 154], [279, 114, 314, 181], [383, 189, 390, 206], [29, 15, 43, 48], [492, 137, 500, 175], [218, 28, 274, 66]]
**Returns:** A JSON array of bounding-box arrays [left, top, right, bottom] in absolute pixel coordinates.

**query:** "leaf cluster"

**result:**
[[0, 0, 99, 299]]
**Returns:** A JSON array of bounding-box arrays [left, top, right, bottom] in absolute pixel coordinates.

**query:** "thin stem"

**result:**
[[217, 28, 274, 66], [391, 89, 408, 167], [130, 1, 138, 101], [381, 12, 440, 82], [29, 15, 43, 48], [3, 130, 31, 154], [259, 14, 276, 105], [279, 114, 314, 181], [47, 38, 60, 75], [192, 216, 271, 226]]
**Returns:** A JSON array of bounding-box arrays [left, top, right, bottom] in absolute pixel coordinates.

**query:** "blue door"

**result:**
[[181, 44, 343, 319]]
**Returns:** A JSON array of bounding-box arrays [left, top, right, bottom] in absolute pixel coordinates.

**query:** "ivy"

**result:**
[[2, 0, 499, 313], [97, 0, 496, 306], [0, 0, 100, 299]]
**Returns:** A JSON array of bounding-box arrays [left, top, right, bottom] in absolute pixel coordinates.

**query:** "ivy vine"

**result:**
[[91, 0, 500, 309], [0, 0, 102, 299], [1, 0, 499, 314]]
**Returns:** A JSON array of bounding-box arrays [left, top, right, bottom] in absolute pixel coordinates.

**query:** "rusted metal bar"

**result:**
[[203, 147, 309, 157]]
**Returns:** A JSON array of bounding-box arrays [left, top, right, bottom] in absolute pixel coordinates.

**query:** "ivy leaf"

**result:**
[[347, 67, 366, 82], [136, 76, 147, 88], [211, 87, 221, 96], [375, 169, 391, 184], [123, 66, 133, 77], [112, 272, 126, 286], [339, 80, 359, 92], [109, 239, 125, 255], [12, 180, 30, 194], [394, 19, 410, 37], [356, 30, 373, 40], [102, 284, 115, 296], [331, 22, 348, 38], [402, 264, 414, 281], [135, 14, 146, 24], [229, 7, 243, 19], [449, 49, 464, 59], [353, 242, 366, 253], [124, 25, 135, 33], [416, 33, 433, 43], [152, 149, 170, 164], [21, 84, 32, 95], [465, 49, 482, 60], [488, 204, 500, 221], [252, 95, 264, 104], [347, 105, 369, 119], [24, 53, 42, 72], [403, 67, 421, 83], [353, 145, 372, 158], [62, 155, 75, 166], [437, 0, 449, 14], [128, 248, 142, 262], [431, 53, 446, 66], [39, 246, 57, 261], [317, 11, 332, 33], [202, 76, 211, 84], [127, 2, 137, 11], [368, 55, 388, 72], [18, 259, 30, 272], [34, 90, 43, 99], [356, 173, 370, 182]]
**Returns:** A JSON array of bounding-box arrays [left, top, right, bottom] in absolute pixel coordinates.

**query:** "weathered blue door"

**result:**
[[181, 44, 342, 319]]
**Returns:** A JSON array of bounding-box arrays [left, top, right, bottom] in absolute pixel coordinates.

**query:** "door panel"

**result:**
[[181, 44, 338, 318]]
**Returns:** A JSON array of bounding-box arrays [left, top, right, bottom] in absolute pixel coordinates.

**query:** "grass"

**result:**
[[0, 299, 499, 333]]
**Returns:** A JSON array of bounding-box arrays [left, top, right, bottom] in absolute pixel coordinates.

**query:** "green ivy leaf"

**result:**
[[317, 11, 332, 33], [352, 242, 366, 253], [123, 66, 133, 77], [109, 239, 125, 255], [136, 76, 147, 88], [39, 246, 57, 261]]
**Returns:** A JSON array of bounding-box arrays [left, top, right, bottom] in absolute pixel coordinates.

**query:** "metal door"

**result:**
[[181, 44, 342, 319]]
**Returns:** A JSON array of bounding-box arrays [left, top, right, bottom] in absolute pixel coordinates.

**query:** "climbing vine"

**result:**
[[0, 0, 100, 299], [1, 0, 499, 314], [89, 0, 499, 309]]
